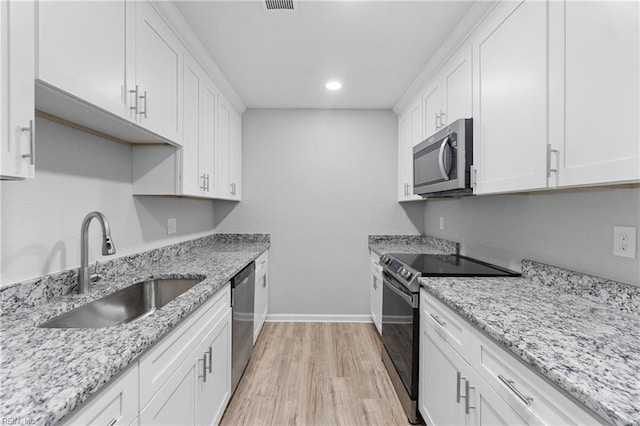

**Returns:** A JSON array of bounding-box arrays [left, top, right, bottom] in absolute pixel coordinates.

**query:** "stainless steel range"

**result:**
[[379, 253, 519, 424]]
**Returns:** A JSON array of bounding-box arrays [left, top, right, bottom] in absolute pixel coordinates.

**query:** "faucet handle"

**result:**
[[90, 260, 102, 283]]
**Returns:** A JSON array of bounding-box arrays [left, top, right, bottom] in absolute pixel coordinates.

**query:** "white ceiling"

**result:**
[[175, 0, 473, 109]]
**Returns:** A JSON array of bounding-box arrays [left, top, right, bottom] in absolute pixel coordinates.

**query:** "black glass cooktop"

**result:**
[[390, 253, 519, 277]]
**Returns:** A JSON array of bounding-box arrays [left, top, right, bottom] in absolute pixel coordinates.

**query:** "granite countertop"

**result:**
[[419, 260, 640, 426], [368, 234, 460, 256], [0, 234, 270, 426]]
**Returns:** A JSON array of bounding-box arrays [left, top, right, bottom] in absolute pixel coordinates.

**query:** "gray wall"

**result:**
[[214, 109, 424, 318], [423, 188, 640, 286], [0, 118, 216, 286]]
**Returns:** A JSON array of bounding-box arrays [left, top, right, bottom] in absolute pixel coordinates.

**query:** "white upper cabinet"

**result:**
[[133, 1, 183, 145], [472, 0, 548, 195], [35, 0, 184, 146], [441, 46, 472, 128], [228, 109, 242, 200], [1, 0, 35, 180], [398, 97, 423, 201], [423, 80, 442, 140], [182, 52, 217, 198], [37, 0, 128, 119], [423, 45, 472, 139], [216, 94, 242, 201], [549, 1, 640, 188]]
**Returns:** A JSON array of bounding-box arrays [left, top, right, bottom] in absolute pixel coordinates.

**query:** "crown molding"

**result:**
[[151, 1, 247, 114], [393, 1, 498, 115]]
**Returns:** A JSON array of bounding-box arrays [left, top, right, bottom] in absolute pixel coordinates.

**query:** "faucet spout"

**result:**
[[78, 211, 116, 294]]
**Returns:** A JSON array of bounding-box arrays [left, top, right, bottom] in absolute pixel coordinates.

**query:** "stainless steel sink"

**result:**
[[39, 278, 202, 328]]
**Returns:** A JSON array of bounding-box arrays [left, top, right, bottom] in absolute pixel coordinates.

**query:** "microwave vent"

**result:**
[[265, 0, 295, 11]]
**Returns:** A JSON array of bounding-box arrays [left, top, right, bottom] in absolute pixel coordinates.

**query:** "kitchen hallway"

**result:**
[[221, 323, 408, 426]]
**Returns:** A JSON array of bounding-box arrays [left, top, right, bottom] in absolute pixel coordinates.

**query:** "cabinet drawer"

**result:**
[[139, 285, 230, 409], [469, 328, 603, 425], [62, 364, 138, 426], [421, 289, 470, 359]]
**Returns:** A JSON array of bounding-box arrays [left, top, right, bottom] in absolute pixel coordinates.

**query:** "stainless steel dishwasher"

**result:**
[[231, 261, 255, 394]]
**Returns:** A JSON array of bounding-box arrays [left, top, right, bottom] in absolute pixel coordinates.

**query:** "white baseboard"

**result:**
[[265, 314, 373, 323]]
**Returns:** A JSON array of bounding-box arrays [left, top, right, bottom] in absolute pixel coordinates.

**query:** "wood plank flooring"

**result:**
[[220, 322, 410, 426]]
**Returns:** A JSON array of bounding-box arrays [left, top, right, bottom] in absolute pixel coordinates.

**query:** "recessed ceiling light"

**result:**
[[326, 81, 342, 91]]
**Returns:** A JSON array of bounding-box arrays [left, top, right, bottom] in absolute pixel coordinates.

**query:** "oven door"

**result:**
[[381, 271, 420, 401]]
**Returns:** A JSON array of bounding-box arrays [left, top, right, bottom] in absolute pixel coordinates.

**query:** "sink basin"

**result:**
[[39, 278, 202, 328]]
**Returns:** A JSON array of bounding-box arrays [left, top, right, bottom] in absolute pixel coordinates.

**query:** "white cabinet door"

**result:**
[[37, 0, 128, 119], [473, 0, 548, 194], [550, 1, 640, 187], [199, 308, 232, 426], [182, 54, 204, 197], [254, 251, 269, 344], [200, 80, 218, 196], [423, 80, 442, 139], [61, 365, 139, 426], [140, 346, 200, 425], [228, 109, 242, 200], [441, 46, 472, 127], [398, 98, 423, 202], [134, 1, 183, 144], [397, 112, 411, 201], [217, 95, 231, 199], [1, 0, 35, 180], [369, 252, 382, 335], [420, 320, 469, 426]]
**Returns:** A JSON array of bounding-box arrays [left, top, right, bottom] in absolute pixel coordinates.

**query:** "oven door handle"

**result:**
[[384, 276, 418, 308]]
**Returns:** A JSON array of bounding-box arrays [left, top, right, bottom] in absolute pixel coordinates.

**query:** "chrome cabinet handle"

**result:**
[[438, 136, 451, 181], [107, 418, 117, 426], [435, 113, 441, 130], [205, 174, 210, 192], [465, 379, 475, 414], [430, 313, 446, 327], [207, 347, 213, 374], [440, 110, 446, 127], [546, 144, 559, 178], [200, 174, 207, 191], [139, 91, 148, 119], [498, 374, 533, 406], [199, 355, 208, 382], [456, 371, 464, 403], [262, 276, 267, 288], [20, 119, 35, 164], [129, 85, 139, 114]]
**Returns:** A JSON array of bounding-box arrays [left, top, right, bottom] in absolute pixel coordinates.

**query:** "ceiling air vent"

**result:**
[[265, 0, 295, 11]]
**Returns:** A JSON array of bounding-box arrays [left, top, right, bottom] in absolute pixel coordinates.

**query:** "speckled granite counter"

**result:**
[[0, 234, 270, 426], [419, 260, 640, 426], [368, 234, 459, 256]]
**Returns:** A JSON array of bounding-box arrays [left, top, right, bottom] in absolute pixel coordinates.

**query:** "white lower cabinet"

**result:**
[[140, 345, 200, 425], [64, 285, 232, 426], [61, 364, 139, 426], [254, 250, 269, 344], [419, 289, 603, 426], [369, 252, 382, 334]]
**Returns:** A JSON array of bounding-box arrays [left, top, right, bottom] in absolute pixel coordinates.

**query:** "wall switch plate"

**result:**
[[439, 217, 445, 230], [613, 226, 636, 258], [167, 218, 177, 235]]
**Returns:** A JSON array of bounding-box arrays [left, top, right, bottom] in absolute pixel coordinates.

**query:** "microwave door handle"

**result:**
[[438, 137, 451, 181]]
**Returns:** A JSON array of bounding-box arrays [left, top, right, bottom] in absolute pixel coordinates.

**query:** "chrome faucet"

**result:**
[[78, 211, 116, 294]]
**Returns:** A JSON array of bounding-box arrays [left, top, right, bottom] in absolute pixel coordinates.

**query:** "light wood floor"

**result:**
[[220, 322, 410, 426]]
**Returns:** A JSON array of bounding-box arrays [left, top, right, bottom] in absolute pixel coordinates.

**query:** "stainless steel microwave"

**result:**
[[413, 118, 473, 198]]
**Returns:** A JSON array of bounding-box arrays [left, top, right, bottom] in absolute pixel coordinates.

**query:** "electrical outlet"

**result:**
[[439, 217, 444, 230], [167, 218, 177, 235], [613, 226, 636, 258]]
